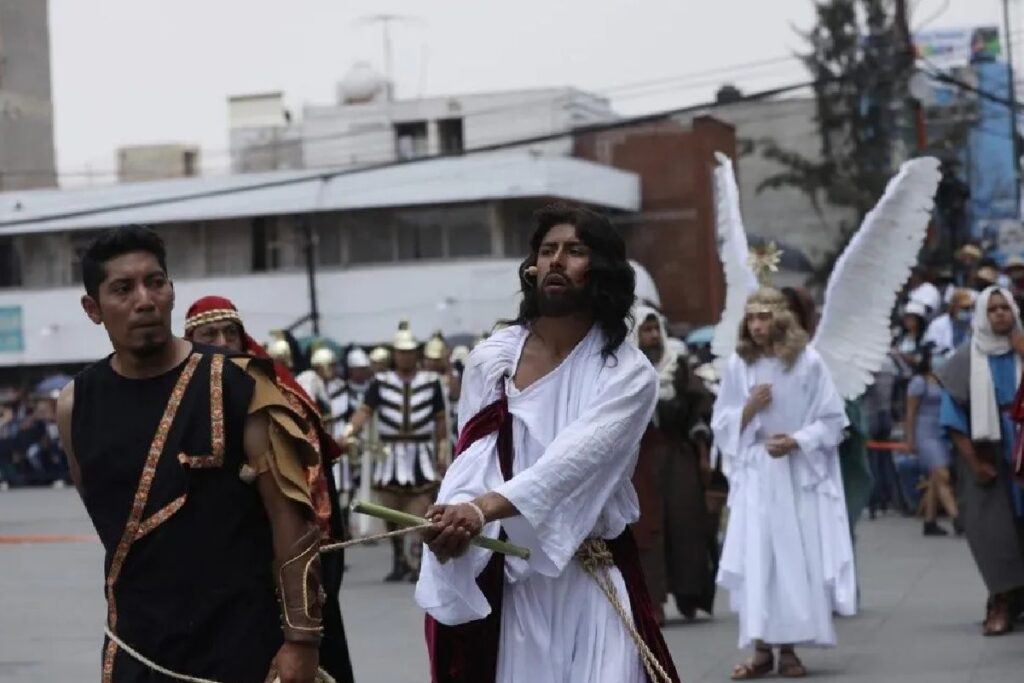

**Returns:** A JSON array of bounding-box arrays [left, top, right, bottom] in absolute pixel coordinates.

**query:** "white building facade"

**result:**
[[0, 154, 642, 368], [231, 64, 617, 173]]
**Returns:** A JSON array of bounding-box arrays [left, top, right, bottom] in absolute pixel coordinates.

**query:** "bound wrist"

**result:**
[[465, 500, 487, 529]]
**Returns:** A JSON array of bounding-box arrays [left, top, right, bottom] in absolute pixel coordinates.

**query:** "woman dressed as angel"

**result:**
[[707, 152, 942, 678], [712, 286, 857, 679]]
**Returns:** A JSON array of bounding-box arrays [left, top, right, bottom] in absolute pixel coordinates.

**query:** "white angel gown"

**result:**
[[415, 325, 658, 683], [712, 349, 857, 649]]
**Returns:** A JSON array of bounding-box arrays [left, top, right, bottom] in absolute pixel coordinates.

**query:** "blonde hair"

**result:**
[[735, 287, 809, 369]]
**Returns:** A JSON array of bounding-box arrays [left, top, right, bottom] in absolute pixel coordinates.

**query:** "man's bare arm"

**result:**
[[55, 382, 82, 492], [244, 411, 315, 557], [434, 410, 447, 442], [243, 410, 320, 683], [345, 404, 373, 436]]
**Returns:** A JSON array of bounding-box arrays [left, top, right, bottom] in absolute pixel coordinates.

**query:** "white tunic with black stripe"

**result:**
[[364, 370, 445, 492]]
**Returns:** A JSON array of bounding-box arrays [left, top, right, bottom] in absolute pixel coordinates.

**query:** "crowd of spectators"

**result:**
[[864, 243, 1022, 535], [0, 386, 70, 490]]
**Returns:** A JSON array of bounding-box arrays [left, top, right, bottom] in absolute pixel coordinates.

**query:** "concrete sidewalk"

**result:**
[[1, 488, 1022, 681]]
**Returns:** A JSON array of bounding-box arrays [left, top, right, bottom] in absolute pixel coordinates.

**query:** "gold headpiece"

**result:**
[[267, 338, 293, 366], [744, 286, 789, 316], [369, 346, 391, 364], [393, 320, 419, 352], [748, 242, 783, 287], [423, 331, 447, 361]]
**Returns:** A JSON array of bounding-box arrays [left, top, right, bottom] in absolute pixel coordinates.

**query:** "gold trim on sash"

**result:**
[[102, 353, 202, 682]]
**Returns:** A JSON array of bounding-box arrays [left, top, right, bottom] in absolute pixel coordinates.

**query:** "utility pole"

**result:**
[[894, 0, 927, 153], [1003, 0, 1022, 214], [302, 219, 320, 335]]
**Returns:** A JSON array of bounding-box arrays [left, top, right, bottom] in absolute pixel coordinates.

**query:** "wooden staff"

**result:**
[[351, 500, 531, 560]]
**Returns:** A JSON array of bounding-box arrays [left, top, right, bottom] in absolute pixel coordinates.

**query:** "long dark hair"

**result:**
[[512, 202, 634, 360], [781, 286, 818, 336]]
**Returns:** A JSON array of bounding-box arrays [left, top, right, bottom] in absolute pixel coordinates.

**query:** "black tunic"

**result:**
[[73, 348, 281, 682]]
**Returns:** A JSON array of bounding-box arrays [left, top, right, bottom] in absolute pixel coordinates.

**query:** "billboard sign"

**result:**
[[0, 306, 24, 353], [915, 26, 1001, 69]]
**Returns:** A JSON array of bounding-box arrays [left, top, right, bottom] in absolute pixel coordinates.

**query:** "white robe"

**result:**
[[415, 325, 658, 683], [711, 349, 857, 649]]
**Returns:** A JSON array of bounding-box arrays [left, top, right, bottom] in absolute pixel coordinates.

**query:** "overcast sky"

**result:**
[[48, 0, 1014, 183]]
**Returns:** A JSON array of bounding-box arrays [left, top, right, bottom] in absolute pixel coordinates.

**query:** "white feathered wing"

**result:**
[[813, 156, 942, 400], [710, 152, 759, 368]]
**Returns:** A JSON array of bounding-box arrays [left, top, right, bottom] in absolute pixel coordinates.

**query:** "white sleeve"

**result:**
[[415, 349, 509, 625], [415, 430, 506, 625], [791, 352, 849, 484], [492, 356, 658, 574], [710, 355, 759, 473]]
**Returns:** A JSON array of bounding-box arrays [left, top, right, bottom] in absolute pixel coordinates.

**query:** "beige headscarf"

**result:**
[[969, 286, 1022, 441], [630, 305, 678, 401]]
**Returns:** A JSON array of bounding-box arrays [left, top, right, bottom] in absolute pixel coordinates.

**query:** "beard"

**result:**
[[536, 285, 589, 318], [641, 344, 663, 364], [130, 327, 172, 358]]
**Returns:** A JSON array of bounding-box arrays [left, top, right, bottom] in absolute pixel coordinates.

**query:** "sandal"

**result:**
[[731, 648, 774, 680], [777, 649, 807, 678]]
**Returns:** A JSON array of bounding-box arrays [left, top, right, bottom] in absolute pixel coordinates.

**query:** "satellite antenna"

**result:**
[[353, 14, 423, 102]]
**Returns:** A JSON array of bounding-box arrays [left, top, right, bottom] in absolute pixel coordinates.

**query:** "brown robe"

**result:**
[[632, 356, 719, 616]]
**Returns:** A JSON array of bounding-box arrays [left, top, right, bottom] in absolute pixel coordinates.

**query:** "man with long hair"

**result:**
[[712, 287, 856, 679], [55, 227, 329, 682], [416, 203, 680, 682]]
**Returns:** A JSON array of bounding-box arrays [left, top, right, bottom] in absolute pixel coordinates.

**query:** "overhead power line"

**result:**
[[1, 54, 807, 182], [0, 78, 821, 230]]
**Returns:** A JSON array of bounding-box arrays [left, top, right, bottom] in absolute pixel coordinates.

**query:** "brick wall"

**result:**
[[574, 116, 736, 326]]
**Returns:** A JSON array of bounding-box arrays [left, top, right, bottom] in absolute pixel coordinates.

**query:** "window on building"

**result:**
[[183, 150, 198, 177], [447, 220, 491, 258], [438, 118, 464, 155], [0, 237, 21, 288], [206, 220, 252, 276], [70, 231, 104, 284], [500, 200, 545, 257], [18, 234, 66, 287], [445, 204, 492, 258], [252, 218, 270, 272], [154, 224, 203, 279], [396, 223, 445, 261], [348, 214, 395, 264], [313, 213, 343, 267], [394, 121, 428, 160], [251, 217, 292, 272]]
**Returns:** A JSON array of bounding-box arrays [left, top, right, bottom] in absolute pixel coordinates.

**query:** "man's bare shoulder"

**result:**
[[56, 380, 75, 418], [56, 381, 75, 459]]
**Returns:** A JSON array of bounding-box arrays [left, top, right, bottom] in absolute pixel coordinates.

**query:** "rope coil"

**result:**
[[103, 626, 337, 683], [104, 526, 670, 683], [575, 540, 674, 683], [103, 525, 433, 683]]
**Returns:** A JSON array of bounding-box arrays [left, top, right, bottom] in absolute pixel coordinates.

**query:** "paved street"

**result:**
[[2, 488, 1023, 682]]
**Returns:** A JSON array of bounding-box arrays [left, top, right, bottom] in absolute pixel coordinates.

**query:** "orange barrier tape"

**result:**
[[866, 441, 911, 452], [0, 534, 98, 545]]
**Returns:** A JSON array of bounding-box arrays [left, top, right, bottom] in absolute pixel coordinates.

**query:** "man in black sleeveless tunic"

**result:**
[[56, 226, 336, 683]]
